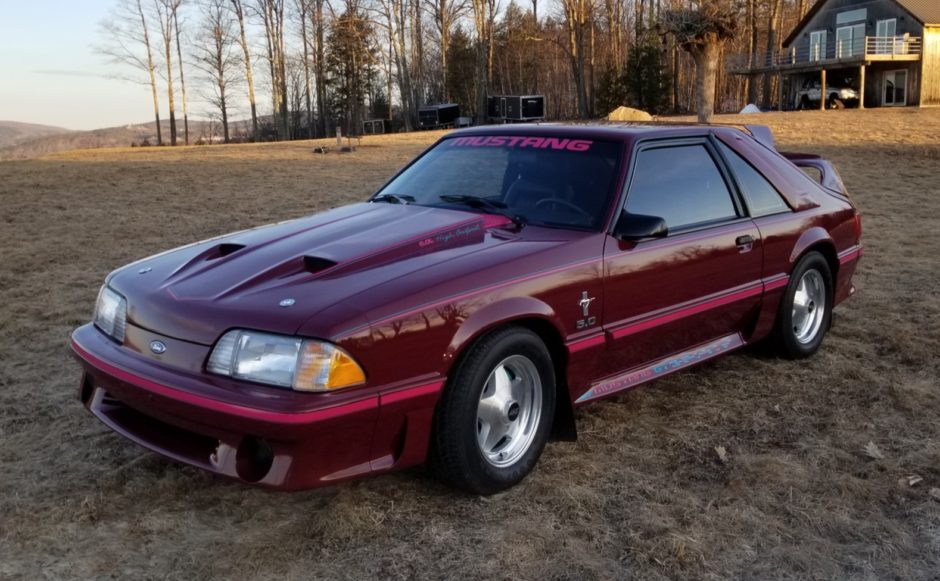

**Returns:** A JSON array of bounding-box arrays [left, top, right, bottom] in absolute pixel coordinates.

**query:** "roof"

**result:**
[[784, 0, 940, 47], [895, 0, 940, 25], [449, 122, 775, 146]]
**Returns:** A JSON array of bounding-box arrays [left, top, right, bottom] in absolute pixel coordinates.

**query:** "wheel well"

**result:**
[[452, 318, 577, 442], [799, 242, 839, 280]]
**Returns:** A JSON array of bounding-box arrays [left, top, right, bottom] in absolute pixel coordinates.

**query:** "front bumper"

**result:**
[[71, 324, 443, 490]]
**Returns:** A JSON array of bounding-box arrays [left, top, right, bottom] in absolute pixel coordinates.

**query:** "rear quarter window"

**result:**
[[718, 141, 791, 217]]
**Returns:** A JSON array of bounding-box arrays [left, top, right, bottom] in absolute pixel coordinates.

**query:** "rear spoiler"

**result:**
[[779, 152, 849, 197]]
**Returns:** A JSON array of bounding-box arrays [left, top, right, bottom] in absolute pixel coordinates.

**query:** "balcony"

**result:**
[[729, 36, 922, 74]]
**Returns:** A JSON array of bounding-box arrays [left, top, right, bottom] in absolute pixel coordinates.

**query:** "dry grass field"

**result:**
[[1, 109, 938, 580]]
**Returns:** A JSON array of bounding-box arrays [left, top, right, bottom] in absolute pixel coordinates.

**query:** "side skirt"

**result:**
[[575, 333, 745, 404]]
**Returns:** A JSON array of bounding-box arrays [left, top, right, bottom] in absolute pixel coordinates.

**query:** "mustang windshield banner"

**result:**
[[447, 136, 593, 152]]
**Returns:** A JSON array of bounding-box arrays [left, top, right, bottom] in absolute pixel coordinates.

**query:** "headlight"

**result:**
[[206, 329, 366, 392], [94, 286, 127, 342]]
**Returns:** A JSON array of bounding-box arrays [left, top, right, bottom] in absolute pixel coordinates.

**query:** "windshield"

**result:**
[[373, 135, 623, 230]]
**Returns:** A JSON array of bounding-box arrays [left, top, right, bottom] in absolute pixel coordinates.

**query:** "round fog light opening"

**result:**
[[235, 436, 274, 483]]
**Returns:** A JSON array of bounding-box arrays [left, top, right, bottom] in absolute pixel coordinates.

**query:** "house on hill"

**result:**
[[730, 0, 940, 109]]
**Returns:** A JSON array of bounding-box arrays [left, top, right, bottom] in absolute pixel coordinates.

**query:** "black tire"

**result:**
[[431, 326, 555, 495], [828, 95, 844, 109], [772, 251, 833, 359], [799, 96, 810, 110]]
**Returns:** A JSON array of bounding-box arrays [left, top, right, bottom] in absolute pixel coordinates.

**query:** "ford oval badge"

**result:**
[[150, 340, 167, 354]]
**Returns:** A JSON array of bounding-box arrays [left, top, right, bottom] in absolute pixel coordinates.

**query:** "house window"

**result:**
[[836, 8, 867, 26], [836, 23, 865, 57], [876, 19, 897, 54], [810, 30, 827, 61]]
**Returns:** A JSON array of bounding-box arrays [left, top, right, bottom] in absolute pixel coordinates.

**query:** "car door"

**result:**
[[597, 137, 763, 381]]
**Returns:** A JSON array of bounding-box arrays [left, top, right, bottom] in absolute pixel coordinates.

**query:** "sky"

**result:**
[[0, 0, 169, 130]]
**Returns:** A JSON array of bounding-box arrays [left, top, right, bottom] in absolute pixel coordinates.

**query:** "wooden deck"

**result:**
[[729, 36, 922, 75]]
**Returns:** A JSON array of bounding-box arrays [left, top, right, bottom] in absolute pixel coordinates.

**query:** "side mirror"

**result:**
[[613, 211, 668, 241]]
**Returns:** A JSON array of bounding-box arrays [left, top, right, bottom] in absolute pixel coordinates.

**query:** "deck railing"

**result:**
[[728, 36, 922, 72]]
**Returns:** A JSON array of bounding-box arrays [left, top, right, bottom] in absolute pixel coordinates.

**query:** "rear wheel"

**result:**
[[772, 251, 833, 359], [431, 327, 555, 494]]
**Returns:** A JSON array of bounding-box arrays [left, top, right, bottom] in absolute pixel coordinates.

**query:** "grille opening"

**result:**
[[303, 256, 337, 274]]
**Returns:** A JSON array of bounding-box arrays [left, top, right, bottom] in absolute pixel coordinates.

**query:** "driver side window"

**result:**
[[626, 144, 738, 231]]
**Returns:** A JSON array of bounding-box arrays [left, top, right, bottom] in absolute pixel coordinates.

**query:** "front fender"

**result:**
[[444, 296, 563, 364]]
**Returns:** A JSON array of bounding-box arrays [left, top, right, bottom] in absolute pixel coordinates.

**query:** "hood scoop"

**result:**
[[303, 256, 337, 274], [215, 243, 246, 258]]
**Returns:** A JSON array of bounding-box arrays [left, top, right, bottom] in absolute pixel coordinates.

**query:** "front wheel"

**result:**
[[772, 251, 833, 359], [431, 326, 555, 494]]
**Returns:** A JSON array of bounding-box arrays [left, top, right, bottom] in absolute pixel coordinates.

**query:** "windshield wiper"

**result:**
[[372, 193, 415, 204], [438, 195, 525, 228]]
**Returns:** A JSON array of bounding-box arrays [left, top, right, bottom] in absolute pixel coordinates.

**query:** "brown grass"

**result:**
[[1, 110, 939, 580]]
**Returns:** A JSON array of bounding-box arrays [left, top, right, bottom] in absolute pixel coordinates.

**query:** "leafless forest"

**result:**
[[99, 0, 810, 142]]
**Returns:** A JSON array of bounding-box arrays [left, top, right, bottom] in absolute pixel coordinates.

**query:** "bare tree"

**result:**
[[193, 0, 241, 142], [762, 0, 782, 109], [295, 0, 314, 138], [154, 0, 183, 145], [374, 0, 417, 129], [425, 0, 466, 101], [256, 0, 290, 139], [229, 0, 260, 139], [174, 8, 191, 144], [312, 0, 328, 136], [98, 0, 164, 145], [469, 0, 497, 123], [561, 0, 592, 118], [663, 0, 737, 123]]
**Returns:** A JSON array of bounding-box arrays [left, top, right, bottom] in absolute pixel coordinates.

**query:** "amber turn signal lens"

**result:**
[[294, 341, 366, 391]]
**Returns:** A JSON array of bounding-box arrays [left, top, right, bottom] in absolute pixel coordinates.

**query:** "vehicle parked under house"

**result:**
[[730, 0, 940, 109]]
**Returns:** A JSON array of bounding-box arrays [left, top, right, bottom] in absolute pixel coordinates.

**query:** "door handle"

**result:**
[[735, 235, 755, 252]]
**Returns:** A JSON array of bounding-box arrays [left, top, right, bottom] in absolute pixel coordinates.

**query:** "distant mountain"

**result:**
[[0, 119, 232, 160], [0, 121, 72, 148]]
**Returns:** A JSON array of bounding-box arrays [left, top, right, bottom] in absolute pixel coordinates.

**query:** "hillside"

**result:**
[[0, 119, 223, 160], [0, 120, 71, 148]]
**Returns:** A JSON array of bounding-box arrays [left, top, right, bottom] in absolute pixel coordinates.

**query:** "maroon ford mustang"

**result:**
[[71, 124, 862, 494]]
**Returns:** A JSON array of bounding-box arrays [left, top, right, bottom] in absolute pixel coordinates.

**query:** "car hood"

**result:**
[[109, 202, 525, 345]]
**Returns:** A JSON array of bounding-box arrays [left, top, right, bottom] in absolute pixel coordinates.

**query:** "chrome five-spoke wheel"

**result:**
[[476, 355, 543, 467], [774, 251, 833, 359], [432, 326, 555, 494], [792, 269, 827, 344]]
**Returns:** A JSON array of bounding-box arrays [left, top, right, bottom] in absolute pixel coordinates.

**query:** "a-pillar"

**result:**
[[820, 69, 827, 110], [859, 64, 866, 109]]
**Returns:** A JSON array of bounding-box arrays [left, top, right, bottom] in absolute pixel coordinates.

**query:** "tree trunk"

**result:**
[[746, 0, 758, 105], [230, 1, 259, 140], [136, 0, 163, 145], [692, 37, 720, 123], [174, 10, 189, 145], [162, 21, 177, 145], [299, 1, 314, 138], [314, 0, 327, 136], [763, 0, 782, 109]]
